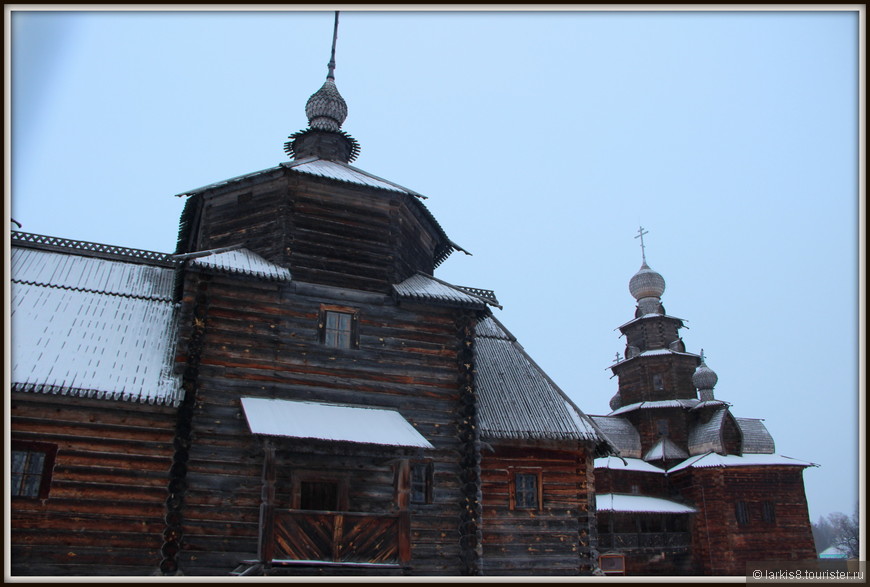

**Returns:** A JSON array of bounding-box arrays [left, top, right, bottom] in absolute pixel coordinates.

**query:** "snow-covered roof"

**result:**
[[240, 397, 434, 449], [12, 246, 175, 300], [667, 452, 818, 474], [616, 313, 687, 331], [189, 248, 291, 281], [595, 456, 666, 474], [820, 546, 849, 559], [393, 273, 499, 309], [644, 437, 689, 462], [474, 316, 607, 445], [596, 493, 696, 514], [10, 242, 182, 405], [286, 158, 424, 197], [609, 399, 698, 416], [177, 158, 424, 199]]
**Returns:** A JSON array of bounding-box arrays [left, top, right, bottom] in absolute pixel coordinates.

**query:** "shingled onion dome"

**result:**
[[629, 261, 666, 316], [693, 352, 719, 402], [284, 13, 360, 163]]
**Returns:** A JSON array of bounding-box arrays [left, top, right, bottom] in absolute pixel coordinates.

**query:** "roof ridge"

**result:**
[[12, 231, 177, 266]]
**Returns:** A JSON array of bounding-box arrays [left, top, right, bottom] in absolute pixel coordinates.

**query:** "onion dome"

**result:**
[[693, 351, 718, 401], [284, 12, 360, 163], [629, 261, 666, 301], [305, 78, 348, 132]]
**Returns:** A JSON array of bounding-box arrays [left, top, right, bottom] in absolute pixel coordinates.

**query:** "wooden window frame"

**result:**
[[290, 472, 349, 512], [11, 441, 57, 500], [509, 468, 543, 511], [319, 304, 360, 350], [652, 373, 665, 391], [409, 460, 434, 505]]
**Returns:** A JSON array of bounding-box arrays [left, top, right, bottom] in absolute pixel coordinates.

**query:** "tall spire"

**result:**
[[284, 11, 360, 163]]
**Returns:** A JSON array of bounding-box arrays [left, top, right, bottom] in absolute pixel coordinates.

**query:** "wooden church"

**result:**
[[9, 16, 613, 577], [9, 15, 817, 577], [590, 234, 818, 575]]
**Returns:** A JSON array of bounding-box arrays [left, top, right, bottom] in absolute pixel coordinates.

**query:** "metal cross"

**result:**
[[700, 348, 706, 362], [635, 226, 649, 263], [615, 352, 622, 363]]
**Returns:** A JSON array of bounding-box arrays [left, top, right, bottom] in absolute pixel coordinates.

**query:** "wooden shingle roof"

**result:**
[[474, 316, 609, 447]]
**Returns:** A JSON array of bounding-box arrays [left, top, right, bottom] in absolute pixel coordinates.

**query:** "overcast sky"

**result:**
[[7, 7, 862, 523]]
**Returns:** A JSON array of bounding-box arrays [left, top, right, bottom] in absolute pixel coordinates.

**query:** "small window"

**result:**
[[292, 474, 348, 512], [320, 306, 358, 349], [652, 373, 664, 391], [410, 461, 433, 505], [512, 471, 541, 510], [300, 480, 339, 511], [657, 419, 669, 437], [11, 442, 57, 499], [762, 501, 776, 524], [735, 500, 749, 526]]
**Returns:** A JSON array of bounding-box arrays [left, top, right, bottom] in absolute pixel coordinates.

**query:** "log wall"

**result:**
[[170, 270, 476, 575], [10, 393, 176, 576], [479, 444, 595, 575]]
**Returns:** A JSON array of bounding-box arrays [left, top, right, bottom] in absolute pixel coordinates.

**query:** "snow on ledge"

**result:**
[[596, 493, 696, 514]]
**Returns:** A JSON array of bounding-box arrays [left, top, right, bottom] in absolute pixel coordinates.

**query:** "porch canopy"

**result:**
[[597, 493, 697, 514], [240, 397, 434, 449]]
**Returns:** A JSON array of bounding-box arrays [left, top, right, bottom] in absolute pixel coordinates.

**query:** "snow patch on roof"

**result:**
[[394, 273, 495, 308], [596, 493, 696, 514], [191, 248, 291, 281], [286, 158, 422, 196], [12, 247, 174, 300], [595, 456, 666, 474], [11, 283, 182, 405], [240, 397, 434, 448], [609, 399, 698, 416], [667, 452, 818, 473]]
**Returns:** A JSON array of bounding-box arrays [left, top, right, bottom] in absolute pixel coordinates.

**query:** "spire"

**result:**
[[284, 11, 360, 163]]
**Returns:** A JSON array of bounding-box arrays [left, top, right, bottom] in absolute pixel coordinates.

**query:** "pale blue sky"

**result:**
[[8, 8, 862, 523]]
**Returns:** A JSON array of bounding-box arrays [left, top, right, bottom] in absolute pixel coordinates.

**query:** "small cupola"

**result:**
[[628, 227, 666, 316], [284, 13, 360, 163], [693, 350, 719, 401]]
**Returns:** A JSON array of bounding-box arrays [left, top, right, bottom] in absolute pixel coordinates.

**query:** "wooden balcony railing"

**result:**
[[271, 509, 410, 565], [598, 532, 690, 551]]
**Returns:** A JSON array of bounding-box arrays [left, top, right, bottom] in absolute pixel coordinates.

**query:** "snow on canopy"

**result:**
[[240, 397, 433, 449], [596, 493, 697, 514]]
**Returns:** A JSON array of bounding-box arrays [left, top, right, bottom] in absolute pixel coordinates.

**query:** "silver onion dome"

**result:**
[[693, 357, 719, 391], [305, 78, 348, 132], [629, 261, 666, 301]]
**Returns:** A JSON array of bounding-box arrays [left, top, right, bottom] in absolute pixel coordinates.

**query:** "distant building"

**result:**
[[819, 546, 848, 559], [591, 250, 818, 574]]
